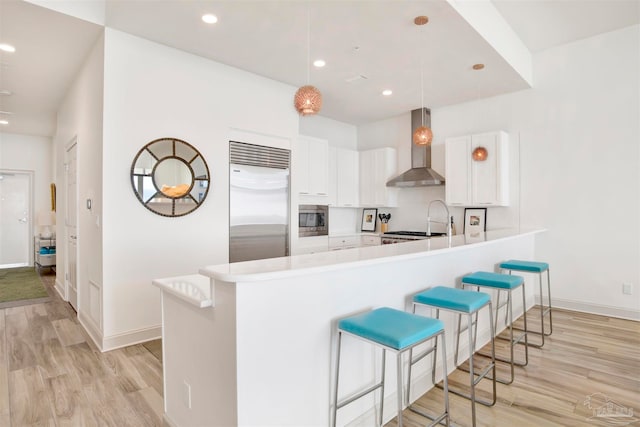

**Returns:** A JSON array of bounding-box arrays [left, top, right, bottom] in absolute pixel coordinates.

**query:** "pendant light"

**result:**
[[294, 4, 322, 116], [413, 16, 432, 146]]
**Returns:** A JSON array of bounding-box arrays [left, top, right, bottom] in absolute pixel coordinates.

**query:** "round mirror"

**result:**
[[131, 138, 210, 217]]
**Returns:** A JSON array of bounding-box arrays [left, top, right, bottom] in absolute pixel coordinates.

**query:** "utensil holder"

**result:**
[[380, 223, 388, 233]]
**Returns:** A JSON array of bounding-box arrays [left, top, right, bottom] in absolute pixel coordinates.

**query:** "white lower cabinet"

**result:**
[[328, 235, 360, 251], [360, 235, 381, 246], [445, 131, 509, 206], [295, 236, 329, 255], [359, 148, 398, 207]]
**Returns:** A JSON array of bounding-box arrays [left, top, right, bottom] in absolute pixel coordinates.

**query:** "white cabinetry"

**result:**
[[295, 236, 329, 255], [445, 131, 509, 206], [360, 234, 381, 246], [328, 235, 359, 251], [296, 135, 329, 202], [359, 148, 398, 207], [329, 147, 359, 207]]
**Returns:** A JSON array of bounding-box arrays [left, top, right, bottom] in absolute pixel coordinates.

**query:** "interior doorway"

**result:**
[[0, 171, 32, 269], [65, 140, 78, 311]]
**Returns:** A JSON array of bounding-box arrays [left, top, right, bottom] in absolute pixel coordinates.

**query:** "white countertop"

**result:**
[[199, 228, 544, 283]]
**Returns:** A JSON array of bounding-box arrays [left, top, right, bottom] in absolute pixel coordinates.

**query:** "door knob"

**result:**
[[18, 218, 27, 223]]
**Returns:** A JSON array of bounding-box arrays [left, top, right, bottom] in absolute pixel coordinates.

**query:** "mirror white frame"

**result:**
[[131, 138, 210, 217]]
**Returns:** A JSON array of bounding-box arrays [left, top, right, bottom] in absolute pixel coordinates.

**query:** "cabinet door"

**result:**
[[336, 149, 359, 207], [308, 139, 329, 196], [327, 147, 337, 206], [359, 150, 375, 206], [359, 148, 397, 207], [445, 135, 472, 206], [471, 132, 508, 206], [296, 138, 310, 195]]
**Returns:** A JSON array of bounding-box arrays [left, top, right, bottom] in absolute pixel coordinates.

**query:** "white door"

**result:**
[[66, 142, 78, 311], [0, 171, 31, 268]]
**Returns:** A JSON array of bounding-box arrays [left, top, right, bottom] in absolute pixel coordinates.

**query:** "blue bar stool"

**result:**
[[462, 271, 529, 385], [500, 260, 552, 348], [410, 286, 496, 427], [332, 307, 449, 427]]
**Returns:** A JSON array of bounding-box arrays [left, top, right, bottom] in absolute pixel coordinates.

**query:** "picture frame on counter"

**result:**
[[464, 208, 487, 236], [361, 208, 378, 232]]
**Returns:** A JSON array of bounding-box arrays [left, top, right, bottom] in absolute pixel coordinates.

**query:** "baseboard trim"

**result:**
[[101, 325, 162, 352], [77, 315, 162, 353], [54, 278, 65, 300], [538, 296, 640, 321], [79, 312, 105, 352], [163, 413, 178, 427]]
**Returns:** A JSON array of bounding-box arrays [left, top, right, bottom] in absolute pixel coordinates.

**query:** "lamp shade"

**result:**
[[38, 211, 54, 226], [294, 85, 322, 116], [413, 126, 433, 146]]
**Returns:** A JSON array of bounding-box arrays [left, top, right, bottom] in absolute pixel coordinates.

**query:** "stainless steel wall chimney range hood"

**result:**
[[386, 108, 445, 187]]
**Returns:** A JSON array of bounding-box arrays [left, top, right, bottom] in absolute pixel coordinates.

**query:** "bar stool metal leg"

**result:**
[[462, 272, 529, 386], [500, 260, 553, 348], [411, 287, 496, 427]]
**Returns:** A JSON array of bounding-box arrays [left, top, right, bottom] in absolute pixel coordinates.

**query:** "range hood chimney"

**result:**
[[386, 108, 445, 187]]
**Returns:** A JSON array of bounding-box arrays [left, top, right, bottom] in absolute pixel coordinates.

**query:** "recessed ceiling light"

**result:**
[[313, 59, 326, 68], [382, 89, 393, 96], [0, 119, 9, 125], [202, 14, 218, 24], [0, 44, 16, 53], [472, 63, 485, 70]]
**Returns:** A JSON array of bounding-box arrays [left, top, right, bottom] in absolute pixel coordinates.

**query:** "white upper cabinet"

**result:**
[[296, 135, 329, 201], [335, 148, 359, 207], [359, 147, 398, 207], [445, 131, 509, 206]]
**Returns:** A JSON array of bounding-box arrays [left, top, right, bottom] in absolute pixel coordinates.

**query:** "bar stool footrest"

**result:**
[[336, 382, 383, 411], [435, 381, 496, 407], [408, 405, 450, 426]]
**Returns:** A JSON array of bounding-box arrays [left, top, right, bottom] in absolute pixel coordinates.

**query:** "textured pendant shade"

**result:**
[[294, 85, 322, 115], [413, 125, 433, 146], [472, 146, 488, 161]]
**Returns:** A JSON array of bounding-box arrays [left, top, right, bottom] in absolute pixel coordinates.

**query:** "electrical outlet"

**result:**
[[622, 283, 633, 295], [182, 381, 192, 409]]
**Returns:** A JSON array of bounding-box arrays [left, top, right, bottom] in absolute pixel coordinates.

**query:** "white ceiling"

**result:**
[[0, 0, 638, 137]]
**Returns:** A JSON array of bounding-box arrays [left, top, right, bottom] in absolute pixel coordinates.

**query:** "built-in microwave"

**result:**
[[298, 205, 328, 237]]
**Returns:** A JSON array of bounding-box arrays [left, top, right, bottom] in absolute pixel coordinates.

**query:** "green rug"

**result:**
[[0, 267, 49, 304]]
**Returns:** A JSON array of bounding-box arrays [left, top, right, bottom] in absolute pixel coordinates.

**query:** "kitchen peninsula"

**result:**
[[153, 228, 543, 427]]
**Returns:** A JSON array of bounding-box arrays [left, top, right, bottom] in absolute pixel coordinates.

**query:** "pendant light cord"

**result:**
[[420, 57, 425, 126], [306, 3, 310, 85]]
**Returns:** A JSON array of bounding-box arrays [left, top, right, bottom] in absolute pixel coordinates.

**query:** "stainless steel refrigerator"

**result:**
[[229, 141, 290, 263]]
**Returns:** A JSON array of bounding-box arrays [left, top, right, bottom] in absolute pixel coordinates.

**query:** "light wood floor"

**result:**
[[1, 271, 638, 426], [0, 270, 163, 426], [386, 308, 640, 427]]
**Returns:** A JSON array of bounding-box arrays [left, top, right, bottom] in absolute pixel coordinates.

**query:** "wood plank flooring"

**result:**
[[0, 271, 163, 427], [386, 308, 640, 427], [1, 269, 638, 426]]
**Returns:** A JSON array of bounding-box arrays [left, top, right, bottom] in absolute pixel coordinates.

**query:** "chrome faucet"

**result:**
[[427, 199, 451, 237]]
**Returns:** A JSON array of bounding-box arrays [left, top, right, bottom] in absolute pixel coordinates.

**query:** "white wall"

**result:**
[[54, 33, 105, 333], [299, 114, 357, 150], [100, 29, 299, 347], [360, 25, 640, 318], [0, 132, 53, 247]]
